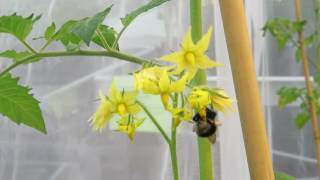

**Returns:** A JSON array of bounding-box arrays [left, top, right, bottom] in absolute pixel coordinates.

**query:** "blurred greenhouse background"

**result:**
[[0, 0, 318, 179]]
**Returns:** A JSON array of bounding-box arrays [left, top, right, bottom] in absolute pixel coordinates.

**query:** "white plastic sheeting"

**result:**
[[0, 0, 318, 179]]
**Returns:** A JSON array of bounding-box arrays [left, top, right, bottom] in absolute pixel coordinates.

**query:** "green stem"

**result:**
[[0, 49, 152, 77], [170, 119, 179, 180], [20, 39, 37, 53], [96, 27, 112, 51], [112, 26, 127, 49], [190, 0, 214, 180], [170, 92, 179, 180], [136, 100, 171, 144]]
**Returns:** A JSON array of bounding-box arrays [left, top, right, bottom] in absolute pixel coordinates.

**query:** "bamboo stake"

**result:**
[[218, 0, 274, 179], [294, 0, 320, 173]]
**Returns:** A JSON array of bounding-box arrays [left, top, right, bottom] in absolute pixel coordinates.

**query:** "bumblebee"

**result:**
[[192, 108, 221, 144]]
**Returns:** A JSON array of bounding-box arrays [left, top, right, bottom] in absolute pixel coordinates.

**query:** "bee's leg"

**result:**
[[214, 120, 223, 126], [208, 134, 217, 144]]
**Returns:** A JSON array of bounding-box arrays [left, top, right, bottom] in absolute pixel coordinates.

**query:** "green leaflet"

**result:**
[[121, 0, 169, 27], [44, 22, 56, 41], [275, 172, 296, 180], [295, 112, 309, 129], [0, 74, 46, 133], [71, 5, 112, 45], [263, 18, 306, 48], [92, 25, 118, 49], [49, 20, 82, 50], [0, 13, 40, 40], [277, 87, 303, 108], [0, 50, 39, 63]]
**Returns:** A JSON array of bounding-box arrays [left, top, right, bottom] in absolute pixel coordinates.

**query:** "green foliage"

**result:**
[[0, 1, 171, 132], [0, 50, 39, 63], [277, 87, 303, 108], [71, 6, 112, 45], [0, 13, 40, 40], [263, 18, 306, 48], [121, 0, 169, 27], [50, 20, 82, 50], [0, 74, 46, 133], [92, 25, 118, 49], [295, 112, 309, 129], [44, 22, 56, 41], [275, 172, 296, 180]]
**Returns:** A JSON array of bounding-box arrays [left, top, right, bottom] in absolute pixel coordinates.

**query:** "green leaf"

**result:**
[[275, 172, 295, 180], [295, 49, 301, 62], [277, 87, 302, 107], [44, 22, 56, 41], [305, 34, 316, 46], [315, 72, 320, 86], [295, 112, 309, 129], [92, 25, 118, 49], [292, 20, 306, 33], [0, 74, 46, 133], [0, 50, 39, 63], [71, 6, 112, 46], [0, 13, 41, 40], [121, 0, 169, 27], [51, 20, 82, 50], [263, 18, 303, 49]]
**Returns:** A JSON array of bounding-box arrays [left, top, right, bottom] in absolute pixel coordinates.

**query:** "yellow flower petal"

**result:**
[[127, 104, 141, 114], [89, 91, 114, 131], [161, 93, 170, 109], [197, 55, 223, 69], [195, 26, 213, 55], [161, 52, 183, 62], [186, 67, 198, 81], [181, 27, 195, 50], [188, 87, 211, 111], [142, 79, 160, 94], [159, 71, 170, 92], [109, 82, 121, 102], [170, 74, 188, 92], [123, 91, 139, 104], [210, 89, 233, 112]]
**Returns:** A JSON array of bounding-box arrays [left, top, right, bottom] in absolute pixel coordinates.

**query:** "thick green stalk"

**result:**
[[0, 50, 152, 77], [190, 0, 214, 180], [170, 119, 179, 180]]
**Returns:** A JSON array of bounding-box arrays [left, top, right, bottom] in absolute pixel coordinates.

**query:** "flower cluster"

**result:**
[[89, 27, 233, 141], [89, 82, 143, 141]]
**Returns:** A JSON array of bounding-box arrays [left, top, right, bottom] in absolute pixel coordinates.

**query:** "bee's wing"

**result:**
[[208, 133, 217, 144]]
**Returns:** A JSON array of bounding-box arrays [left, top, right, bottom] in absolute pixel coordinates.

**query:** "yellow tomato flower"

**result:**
[[118, 115, 144, 142], [89, 90, 114, 131], [134, 66, 188, 108], [188, 87, 211, 117], [210, 88, 233, 112], [168, 107, 193, 127], [161, 27, 222, 80], [108, 82, 141, 116]]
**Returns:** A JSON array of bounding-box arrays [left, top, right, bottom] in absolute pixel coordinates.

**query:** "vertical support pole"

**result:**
[[295, 0, 320, 174], [190, 0, 214, 180], [218, 0, 274, 179]]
